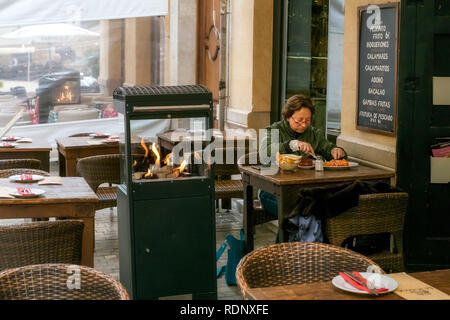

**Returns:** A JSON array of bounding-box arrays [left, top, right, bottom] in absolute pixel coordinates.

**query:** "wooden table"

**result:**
[[56, 136, 121, 176], [246, 269, 450, 300], [0, 140, 51, 172], [239, 163, 395, 252], [0, 177, 99, 267]]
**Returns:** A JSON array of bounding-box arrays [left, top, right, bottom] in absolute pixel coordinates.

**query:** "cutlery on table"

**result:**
[[339, 272, 384, 295]]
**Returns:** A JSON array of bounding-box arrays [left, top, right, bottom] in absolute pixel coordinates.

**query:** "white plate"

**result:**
[[298, 165, 314, 169], [1, 136, 22, 141], [323, 161, 359, 170], [0, 142, 17, 148], [332, 272, 398, 295], [8, 174, 45, 183], [90, 133, 111, 138], [9, 188, 46, 198]]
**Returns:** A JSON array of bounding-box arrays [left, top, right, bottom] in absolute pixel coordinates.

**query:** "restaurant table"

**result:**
[[0, 177, 99, 267], [0, 139, 51, 172], [238, 163, 395, 252], [56, 136, 120, 177], [245, 269, 450, 300]]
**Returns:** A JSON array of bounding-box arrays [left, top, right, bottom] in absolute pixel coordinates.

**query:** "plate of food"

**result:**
[[277, 153, 301, 171], [89, 133, 111, 138], [298, 158, 314, 169], [1, 136, 22, 141], [332, 272, 397, 295], [8, 174, 46, 183], [0, 142, 16, 148], [323, 159, 358, 169], [9, 187, 46, 198]]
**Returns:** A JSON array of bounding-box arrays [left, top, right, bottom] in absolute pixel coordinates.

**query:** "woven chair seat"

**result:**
[[236, 242, 384, 299], [214, 180, 243, 199], [0, 159, 41, 170], [0, 168, 50, 178], [96, 186, 117, 210], [0, 220, 84, 272], [0, 264, 129, 300]]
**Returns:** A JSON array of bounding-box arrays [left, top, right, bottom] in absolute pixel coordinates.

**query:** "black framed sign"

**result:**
[[356, 3, 399, 136]]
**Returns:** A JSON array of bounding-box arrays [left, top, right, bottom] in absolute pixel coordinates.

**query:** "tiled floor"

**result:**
[[1, 160, 278, 300]]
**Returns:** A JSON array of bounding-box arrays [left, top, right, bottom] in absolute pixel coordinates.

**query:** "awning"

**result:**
[[0, 0, 168, 28]]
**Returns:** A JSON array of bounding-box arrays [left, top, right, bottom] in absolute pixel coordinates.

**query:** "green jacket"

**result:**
[[259, 119, 346, 161]]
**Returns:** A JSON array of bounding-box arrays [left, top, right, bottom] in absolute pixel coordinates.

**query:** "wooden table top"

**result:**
[[55, 136, 121, 150], [239, 163, 394, 186], [246, 269, 450, 300], [0, 140, 52, 152], [0, 177, 98, 204]]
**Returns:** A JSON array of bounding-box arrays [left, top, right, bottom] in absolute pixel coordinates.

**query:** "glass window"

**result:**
[[279, 0, 345, 138], [0, 16, 165, 129]]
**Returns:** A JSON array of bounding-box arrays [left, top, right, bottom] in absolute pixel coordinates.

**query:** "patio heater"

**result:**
[[36, 71, 81, 123], [114, 85, 217, 300]]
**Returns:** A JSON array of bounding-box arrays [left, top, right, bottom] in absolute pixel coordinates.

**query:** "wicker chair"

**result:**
[[0, 220, 84, 271], [214, 147, 246, 210], [0, 264, 129, 300], [236, 241, 384, 299], [325, 192, 408, 273], [0, 168, 50, 178], [0, 159, 41, 170], [76, 154, 121, 211]]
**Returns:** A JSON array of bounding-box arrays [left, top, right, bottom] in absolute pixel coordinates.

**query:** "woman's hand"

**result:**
[[297, 140, 315, 156], [331, 147, 345, 160]]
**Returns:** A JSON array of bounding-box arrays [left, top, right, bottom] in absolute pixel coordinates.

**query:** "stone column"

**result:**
[[98, 20, 123, 95], [123, 17, 152, 87]]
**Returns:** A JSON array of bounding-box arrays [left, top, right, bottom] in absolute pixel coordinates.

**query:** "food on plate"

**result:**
[[323, 159, 349, 167], [299, 158, 313, 166], [277, 153, 301, 170]]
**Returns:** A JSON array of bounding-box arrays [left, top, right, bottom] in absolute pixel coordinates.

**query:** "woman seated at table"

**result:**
[[259, 94, 347, 218]]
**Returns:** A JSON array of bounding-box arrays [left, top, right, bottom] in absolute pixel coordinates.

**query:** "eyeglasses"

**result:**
[[291, 116, 311, 125]]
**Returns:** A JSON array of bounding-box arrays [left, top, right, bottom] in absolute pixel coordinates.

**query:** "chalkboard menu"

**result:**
[[357, 3, 399, 135]]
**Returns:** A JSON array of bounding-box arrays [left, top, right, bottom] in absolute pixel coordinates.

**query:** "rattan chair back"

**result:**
[[0, 264, 129, 300], [0, 168, 50, 178], [0, 159, 41, 170], [236, 242, 384, 299], [325, 192, 408, 273], [0, 220, 84, 271], [76, 154, 121, 191]]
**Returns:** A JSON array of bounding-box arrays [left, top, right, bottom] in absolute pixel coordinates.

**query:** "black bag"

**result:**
[[341, 232, 392, 255]]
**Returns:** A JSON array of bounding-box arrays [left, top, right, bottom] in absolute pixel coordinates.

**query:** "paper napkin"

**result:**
[[38, 176, 62, 185]]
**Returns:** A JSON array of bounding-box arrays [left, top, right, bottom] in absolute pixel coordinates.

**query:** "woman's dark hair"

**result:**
[[281, 94, 315, 120]]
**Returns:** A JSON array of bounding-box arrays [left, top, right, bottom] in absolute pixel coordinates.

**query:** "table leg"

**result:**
[[243, 182, 254, 253], [80, 216, 94, 267], [58, 151, 66, 177], [65, 158, 78, 177]]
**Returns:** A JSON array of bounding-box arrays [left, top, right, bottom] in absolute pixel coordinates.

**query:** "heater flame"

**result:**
[[144, 168, 153, 178], [151, 143, 161, 167], [133, 160, 137, 167], [177, 160, 186, 173], [141, 138, 149, 158], [163, 153, 172, 165], [56, 85, 74, 103]]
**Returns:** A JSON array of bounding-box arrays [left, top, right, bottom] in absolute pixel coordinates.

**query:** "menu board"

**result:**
[[357, 4, 399, 135]]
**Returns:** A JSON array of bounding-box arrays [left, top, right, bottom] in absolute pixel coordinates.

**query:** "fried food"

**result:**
[[323, 159, 349, 167], [299, 158, 313, 166]]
